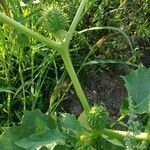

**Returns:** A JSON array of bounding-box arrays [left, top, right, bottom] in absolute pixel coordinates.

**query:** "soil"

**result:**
[[61, 70, 128, 119], [61, 37, 150, 119]]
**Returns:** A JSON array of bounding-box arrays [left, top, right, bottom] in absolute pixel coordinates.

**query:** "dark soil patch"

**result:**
[[61, 37, 150, 118], [61, 70, 127, 119]]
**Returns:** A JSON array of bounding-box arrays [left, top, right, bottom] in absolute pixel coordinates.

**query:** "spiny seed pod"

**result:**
[[87, 105, 109, 130], [46, 8, 67, 34]]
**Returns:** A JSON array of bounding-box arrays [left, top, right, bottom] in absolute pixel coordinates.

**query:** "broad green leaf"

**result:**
[[101, 134, 124, 147], [0, 109, 56, 150], [78, 111, 91, 131], [99, 136, 125, 150], [21, 109, 56, 133], [58, 113, 87, 134], [15, 129, 66, 149], [0, 135, 24, 150], [123, 67, 150, 113]]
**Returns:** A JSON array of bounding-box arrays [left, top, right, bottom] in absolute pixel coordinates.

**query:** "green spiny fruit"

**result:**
[[46, 8, 67, 35], [87, 105, 109, 130]]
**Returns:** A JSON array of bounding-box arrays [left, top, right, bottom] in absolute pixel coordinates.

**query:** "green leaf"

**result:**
[[0, 28, 5, 44], [58, 113, 87, 134], [0, 135, 24, 150], [78, 111, 91, 131], [120, 98, 129, 116], [98, 136, 125, 150], [101, 134, 125, 147], [39, 145, 69, 150], [0, 109, 57, 150], [75, 141, 96, 150], [15, 129, 66, 149], [0, 86, 16, 94], [20, 109, 56, 134], [123, 67, 150, 113]]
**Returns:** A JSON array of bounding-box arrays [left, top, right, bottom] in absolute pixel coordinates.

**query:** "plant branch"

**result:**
[[102, 129, 150, 142], [65, 0, 88, 45], [78, 26, 134, 51], [0, 12, 59, 50], [0, 11, 90, 114], [60, 49, 90, 113]]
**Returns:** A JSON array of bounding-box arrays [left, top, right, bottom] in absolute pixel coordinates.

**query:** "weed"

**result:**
[[0, 0, 150, 149]]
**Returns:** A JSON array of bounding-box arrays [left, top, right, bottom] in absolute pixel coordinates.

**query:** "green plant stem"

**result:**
[[49, 33, 101, 113], [0, 12, 58, 50], [19, 63, 26, 111], [60, 49, 90, 113], [66, 0, 88, 45], [0, 11, 90, 113], [7, 93, 11, 126], [78, 26, 134, 51], [102, 129, 150, 142], [145, 113, 150, 133]]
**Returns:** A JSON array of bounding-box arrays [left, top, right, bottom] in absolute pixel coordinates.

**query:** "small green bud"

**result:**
[[87, 105, 109, 130], [46, 8, 67, 34]]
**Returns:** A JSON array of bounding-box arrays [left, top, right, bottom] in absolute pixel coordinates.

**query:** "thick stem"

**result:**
[[60, 49, 90, 113], [0, 12, 58, 50], [65, 0, 88, 45], [0, 11, 90, 113], [102, 129, 150, 142]]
